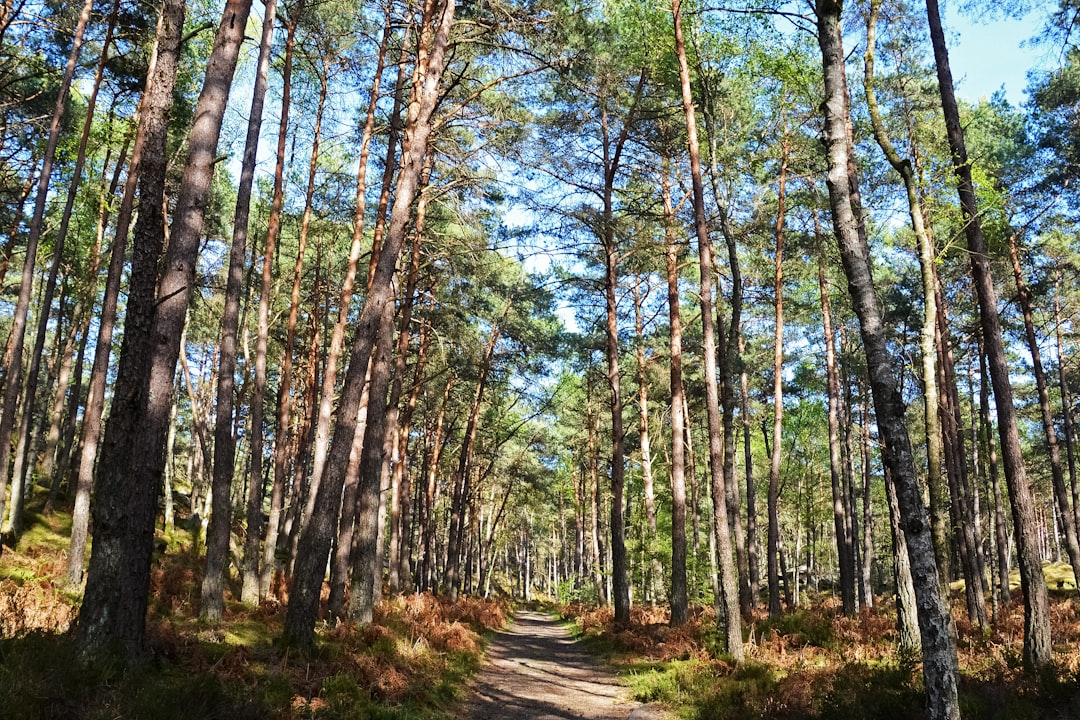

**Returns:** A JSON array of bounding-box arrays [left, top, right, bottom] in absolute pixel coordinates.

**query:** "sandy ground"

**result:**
[[461, 610, 668, 720]]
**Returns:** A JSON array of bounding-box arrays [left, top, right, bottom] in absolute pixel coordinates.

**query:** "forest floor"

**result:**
[[2, 505, 1080, 719], [0, 507, 510, 719], [462, 609, 667, 719], [562, 590, 1080, 720]]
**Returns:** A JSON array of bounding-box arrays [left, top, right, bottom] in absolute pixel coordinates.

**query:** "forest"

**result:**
[[0, 0, 1079, 717]]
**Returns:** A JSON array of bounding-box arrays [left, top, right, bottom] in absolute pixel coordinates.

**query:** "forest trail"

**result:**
[[462, 610, 668, 720]]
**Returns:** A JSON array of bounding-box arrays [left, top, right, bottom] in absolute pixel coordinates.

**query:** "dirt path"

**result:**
[[461, 610, 667, 720]]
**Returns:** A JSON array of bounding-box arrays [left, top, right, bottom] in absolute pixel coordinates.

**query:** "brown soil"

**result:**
[[462, 610, 667, 720]]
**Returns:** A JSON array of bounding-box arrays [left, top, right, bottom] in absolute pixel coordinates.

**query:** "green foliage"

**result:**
[[757, 609, 837, 651]]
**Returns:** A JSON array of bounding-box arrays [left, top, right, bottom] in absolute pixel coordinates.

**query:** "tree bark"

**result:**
[[283, 0, 455, 645], [884, 462, 922, 656], [206, 0, 278, 616], [77, 0, 252, 658], [740, 333, 760, 606], [925, 0, 1052, 670], [281, 52, 330, 552], [587, 391, 605, 602], [817, 226, 857, 616], [816, 2, 960, 716], [766, 131, 788, 618], [864, 0, 952, 589], [67, 3, 181, 586], [635, 273, 663, 604], [258, 4, 304, 596], [701, 77, 753, 617], [594, 66, 643, 625], [659, 171, 687, 621], [309, 9, 402, 515], [217, 0, 278, 606], [672, 0, 742, 659], [387, 166, 429, 596]]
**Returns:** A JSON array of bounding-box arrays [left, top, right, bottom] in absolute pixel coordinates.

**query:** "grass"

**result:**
[[0, 504, 509, 720]]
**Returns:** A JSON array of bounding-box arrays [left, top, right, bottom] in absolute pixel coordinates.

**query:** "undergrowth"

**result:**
[[563, 593, 1080, 720], [0, 508, 509, 720]]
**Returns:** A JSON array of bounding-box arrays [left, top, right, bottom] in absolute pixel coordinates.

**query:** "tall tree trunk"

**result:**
[[77, 0, 253, 658], [595, 68, 643, 625], [702, 78, 752, 617], [387, 167, 429, 596], [282, 52, 330, 550], [864, 0, 951, 588], [40, 300, 84, 498], [309, 9, 402, 514], [50, 138, 126, 508], [884, 462, 922, 656], [348, 293, 396, 618], [8, 0, 122, 528], [937, 288, 990, 627], [67, 3, 180, 586], [208, 0, 278, 616], [283, 0, 455, 645], [766, 131, 788, 618], [420, 375, 453, 591], [446, 301, 509, 599], [816, 2, 959, 716], [1054, 279, 1080, 538], [818, 227, 857, 616], [0, 0, 94, 532], [226, 0, 278, 605], [1006, 235, 1080, 595], [392, 316, 430, 592], [258, 5, 304, 596], [925, 0, 1052, 670], [978, 329, 1012, 609], [672, 0, 742, 658], [860, 393, 875, 608], [327, 28, 410, 615], [587, 392, 605, 603], [740, 332, 760, 606], [660, 170, 686, 618], [634, 274, 663, 603]]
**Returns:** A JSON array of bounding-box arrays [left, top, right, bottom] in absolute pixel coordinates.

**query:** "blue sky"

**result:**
[[946, 3, 1055, 105]]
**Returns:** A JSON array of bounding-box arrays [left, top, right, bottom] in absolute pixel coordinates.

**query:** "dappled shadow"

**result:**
[[464, 610, 643, 719]]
